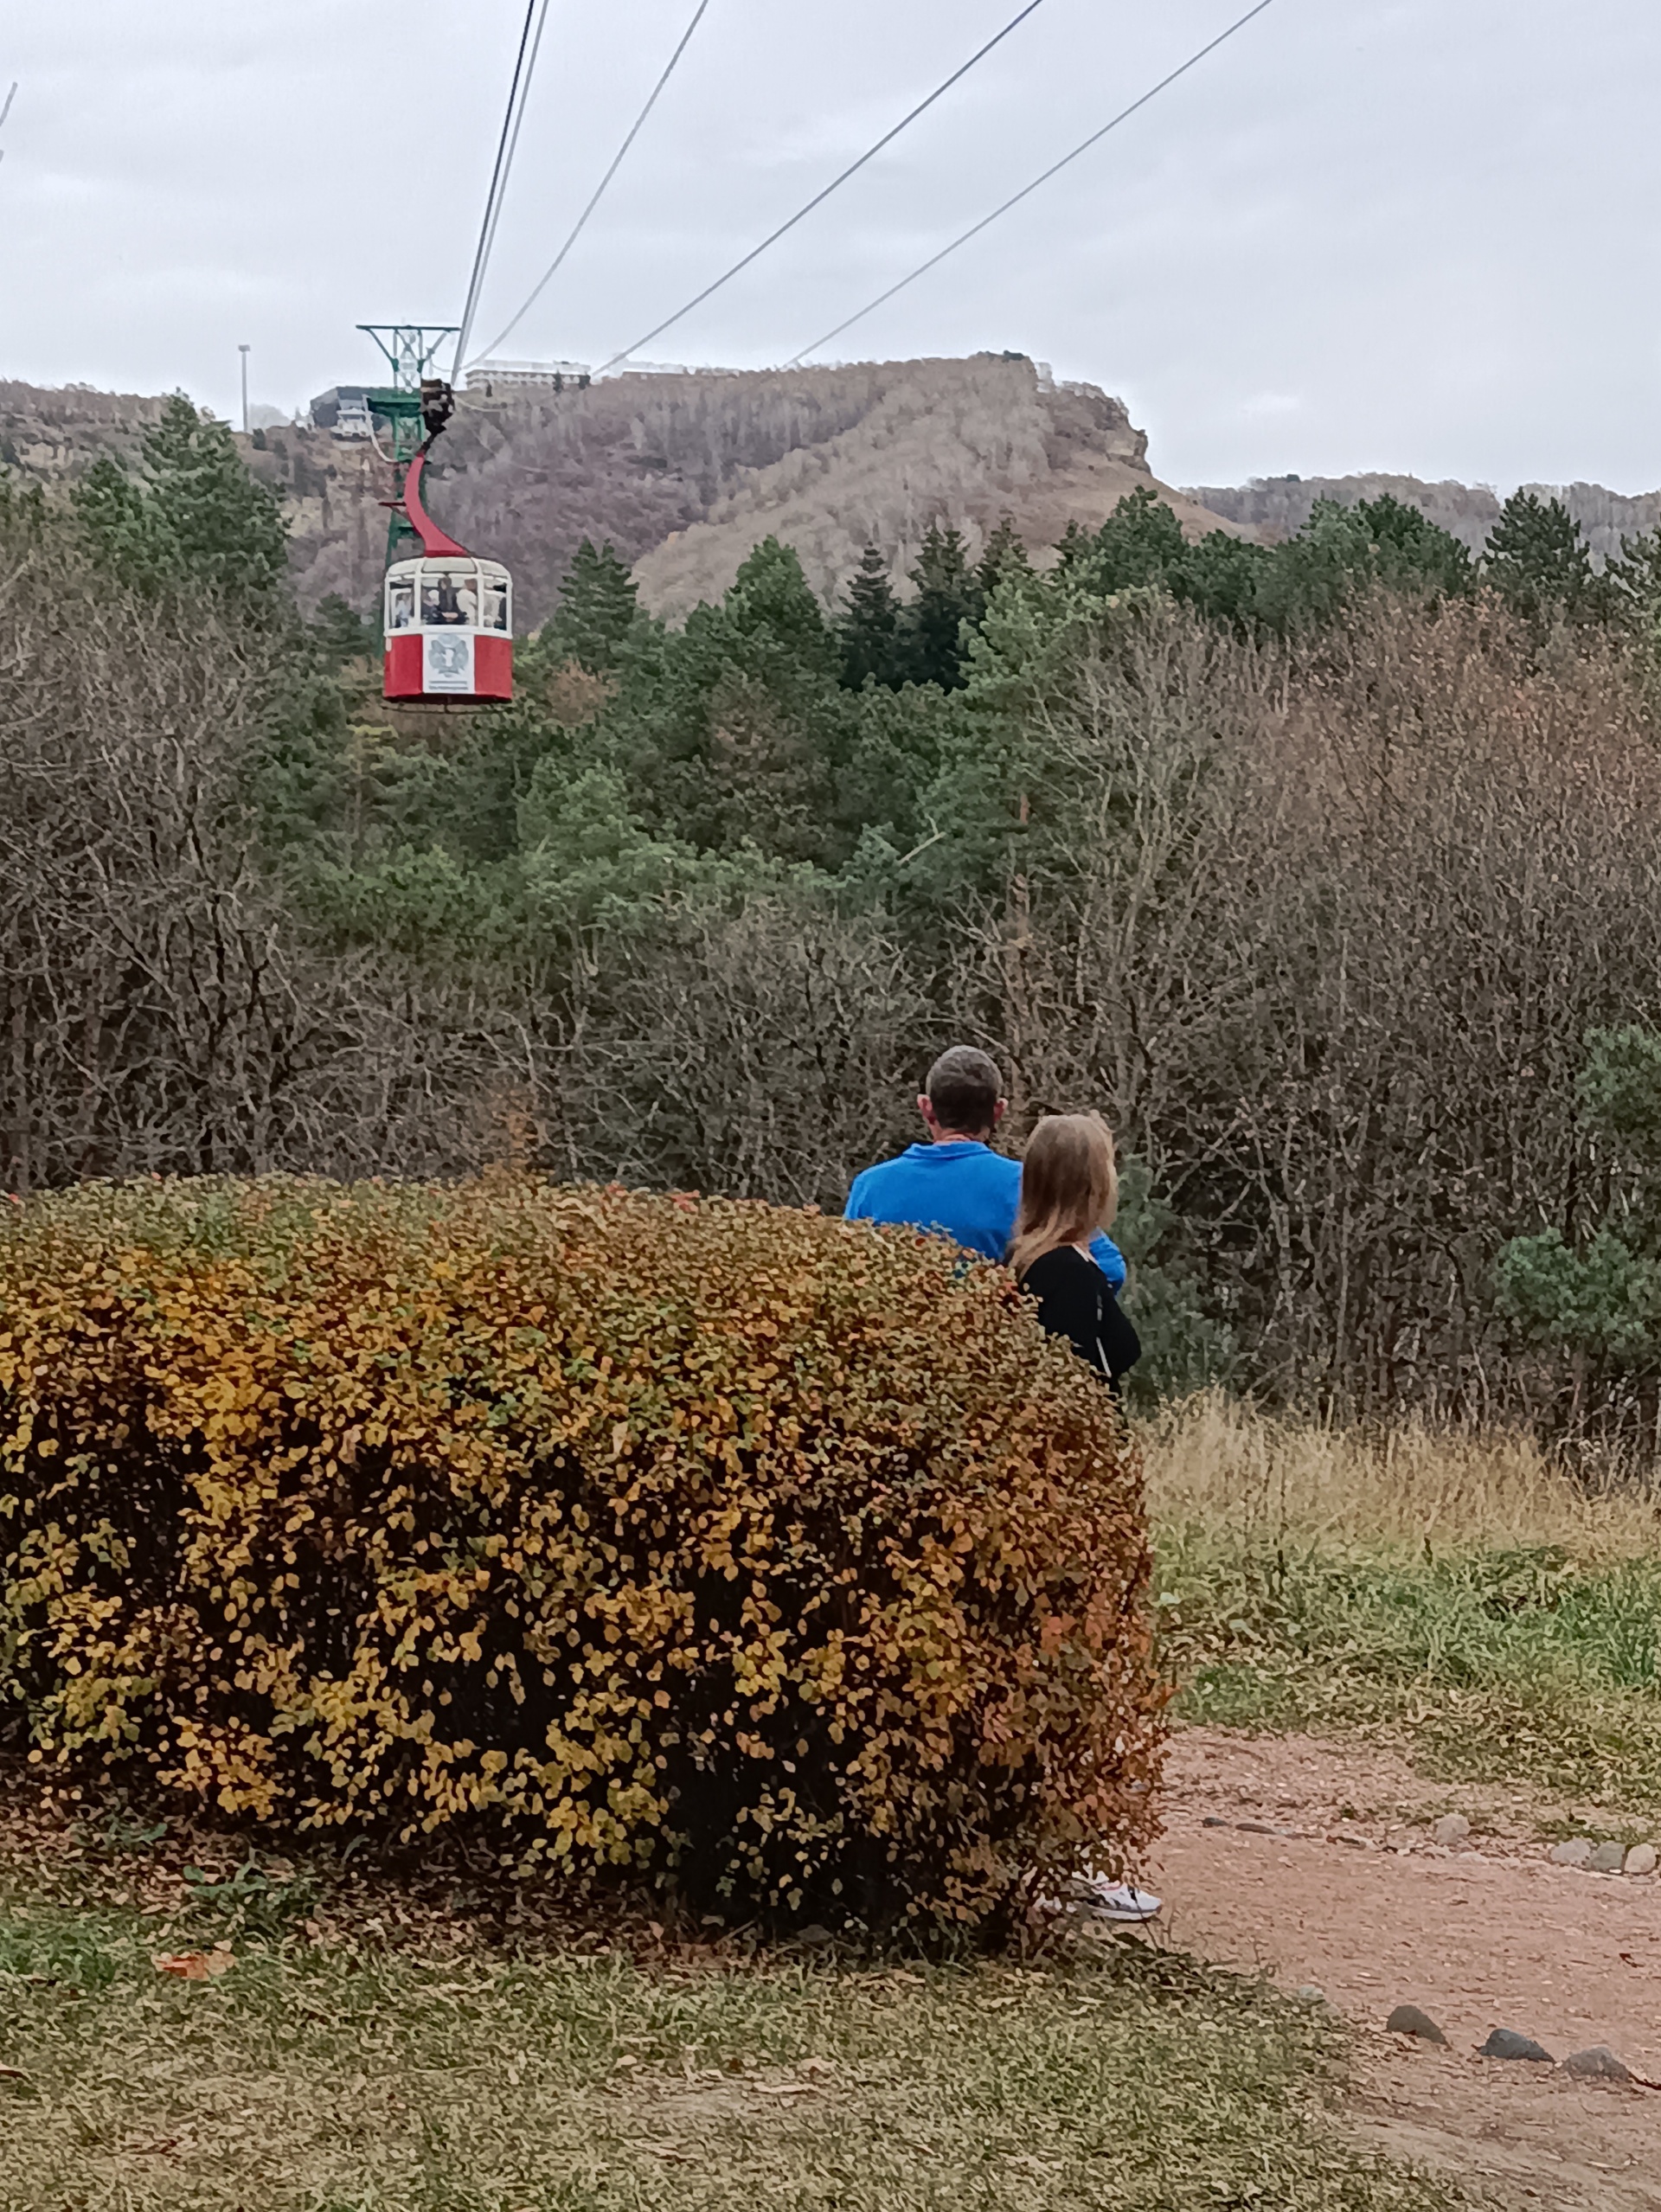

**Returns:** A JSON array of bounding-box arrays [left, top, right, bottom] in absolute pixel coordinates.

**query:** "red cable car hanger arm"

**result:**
[[397, 441, 468, 558]]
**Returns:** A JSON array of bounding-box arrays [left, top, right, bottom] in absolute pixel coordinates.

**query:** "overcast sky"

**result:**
[[3, 0, 1658, 491]]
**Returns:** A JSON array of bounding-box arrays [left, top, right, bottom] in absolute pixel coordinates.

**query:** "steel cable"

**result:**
[[453, 0, 555, 381], [472, 0, 715, 367], [787, 0, 1279, 363], [593, 0, 1051, 376]]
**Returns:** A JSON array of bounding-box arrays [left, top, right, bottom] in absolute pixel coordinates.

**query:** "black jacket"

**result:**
[[1019, 1245, 1142, 1391]]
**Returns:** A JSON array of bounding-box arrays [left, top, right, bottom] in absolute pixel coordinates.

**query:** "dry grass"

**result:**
[[1141, 1390, 1661, 1557], [1145, 1395, 1661, 1809]]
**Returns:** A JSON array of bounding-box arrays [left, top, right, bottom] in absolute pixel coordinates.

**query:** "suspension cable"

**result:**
[[787, 0, 1279, 365], [593, 0, 1051, 377], [472, 0, 715, 368], [452, 0, 555, 382]]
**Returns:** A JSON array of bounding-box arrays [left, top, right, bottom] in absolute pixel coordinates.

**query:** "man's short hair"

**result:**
[[926, 1045, 1004, 1138]]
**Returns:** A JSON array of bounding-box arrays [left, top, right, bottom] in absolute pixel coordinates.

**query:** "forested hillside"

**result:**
[[4, 360, 1228, 628], [11, 362, 1661, 622], [7, 399, 1661, 1446], [282, 355, 1236, 625], [1190, 468, 1661, 560]]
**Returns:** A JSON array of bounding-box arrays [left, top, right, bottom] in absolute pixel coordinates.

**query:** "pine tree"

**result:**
[[542, 540, 639, 672], [74, 457, 165, 588], [721, 536, 837, 676], [311, 593, 375, 667], [1087, 486, 1188, 593], [1484, 491, 1596, 625], [74, 394, 287, 600], [143, 394, 287, 596], [1605, 526, 1661, 635], [838, 542, 902, 689], [905, 523, 982, 689], [1352, 493, 1473, 598], [1253, 495, 1472, 632], [976, 516, 1030, 602]]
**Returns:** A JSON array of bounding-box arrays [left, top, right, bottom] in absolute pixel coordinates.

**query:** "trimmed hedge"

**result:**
[[0, 1177, 1163, 1925]]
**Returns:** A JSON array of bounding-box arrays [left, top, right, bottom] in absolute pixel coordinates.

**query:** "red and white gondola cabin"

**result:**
[[383, 554, 513, 701], [381, 446, 513, 702]]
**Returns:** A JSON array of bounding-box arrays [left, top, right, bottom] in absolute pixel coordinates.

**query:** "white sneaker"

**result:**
[[1072, 1875, 1163, 1922]]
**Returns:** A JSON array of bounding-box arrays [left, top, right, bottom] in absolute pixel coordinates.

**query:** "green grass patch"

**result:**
[[1158, 1529, 1661, 1809], [0, 1878, 1459, 2212]]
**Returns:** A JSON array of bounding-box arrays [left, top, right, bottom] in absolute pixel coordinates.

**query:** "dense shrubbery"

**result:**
[[0, 1177, 1162, 1926]]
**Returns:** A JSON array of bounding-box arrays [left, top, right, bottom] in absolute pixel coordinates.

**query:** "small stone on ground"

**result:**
[[1549, 1838, 1593, 1867], [1590, 1840, 1626, 1873], [1387, 2004, 1448, 2045], [1624, 1842, 1658, 1877], [1479, 2028, 1554, 2064], [1433, 1814, 1471, 1848], [1562, 2044, 1635, 2083]]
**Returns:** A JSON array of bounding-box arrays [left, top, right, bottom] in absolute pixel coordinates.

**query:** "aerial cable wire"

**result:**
[[473, 0, 715, 367], [593, 0, 1052, 376], [786, 0, 1278, 363], [468, 0, 554, 361], [452, 0, 554, 381]]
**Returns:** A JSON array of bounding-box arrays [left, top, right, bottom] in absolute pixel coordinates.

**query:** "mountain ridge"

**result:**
[[6, 366, 1659, 622]]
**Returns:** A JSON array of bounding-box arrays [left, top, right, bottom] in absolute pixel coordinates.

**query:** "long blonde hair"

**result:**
[[1010, 1113, 1119, 1280]]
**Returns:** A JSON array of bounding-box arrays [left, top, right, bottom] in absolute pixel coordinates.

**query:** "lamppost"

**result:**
[[239, 343, 250, 435]]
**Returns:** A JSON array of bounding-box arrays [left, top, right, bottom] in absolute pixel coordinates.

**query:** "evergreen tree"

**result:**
[[1174, 529, 1270, 625], [1254, 495, 1472, 632], [74, 394, 287, 600], [1484, 491, 1596, 625], [311, 593, 375, 667], [905, 523, 982, 689], [74, 457, 165, 588], [603, 538, 849, 865], [1498, 1026, 1661, 1377], [1604, 526, 1661, 636], [837, 542, 902, 689], [721, 535, 839, 678], [1080, 486, 1189, 593], [1052, 491, 1270, 625], [975, 516, 1031, 601], [542, 539, 639, 672], [1352, 492, 1473, 598]]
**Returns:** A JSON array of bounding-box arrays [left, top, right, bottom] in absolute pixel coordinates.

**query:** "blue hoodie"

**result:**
[[843, 1139, 1127, 1286]]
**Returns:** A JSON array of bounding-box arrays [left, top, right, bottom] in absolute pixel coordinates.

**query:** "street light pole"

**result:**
[[239, 343, 250, 434]]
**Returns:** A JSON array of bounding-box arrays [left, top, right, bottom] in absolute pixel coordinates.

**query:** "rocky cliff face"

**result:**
[[0, 379, 167, 479]]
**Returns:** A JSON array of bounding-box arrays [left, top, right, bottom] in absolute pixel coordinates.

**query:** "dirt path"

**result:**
[[1146, 1729, 1661, 2209]]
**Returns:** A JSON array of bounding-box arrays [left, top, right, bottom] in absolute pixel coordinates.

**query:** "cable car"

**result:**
[[381, 383, 513, 703]]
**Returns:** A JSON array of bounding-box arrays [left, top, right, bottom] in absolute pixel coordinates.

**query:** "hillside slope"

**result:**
[[1189, 471, 1661, 561], [619, 356, 1238, 619], [0, 379, 168, 478], [13, 366, 1658, 625], [1, 358, 1237, 627]]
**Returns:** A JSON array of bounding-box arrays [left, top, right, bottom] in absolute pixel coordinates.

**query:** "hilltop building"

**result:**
[[465, 359, 592, 394], [308, 385, 374, 439]]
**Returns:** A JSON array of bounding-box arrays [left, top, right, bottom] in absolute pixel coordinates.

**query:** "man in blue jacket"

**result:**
[[843, 1044, 1127, 1287]]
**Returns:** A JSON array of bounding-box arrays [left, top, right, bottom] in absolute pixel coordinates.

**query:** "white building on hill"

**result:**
[[465, 360, 591, 394]]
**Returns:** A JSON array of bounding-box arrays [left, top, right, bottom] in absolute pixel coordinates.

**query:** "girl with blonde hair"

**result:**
[[1010, 1113, 1141, 1395], [1010, 1112, 1156, 1926]]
